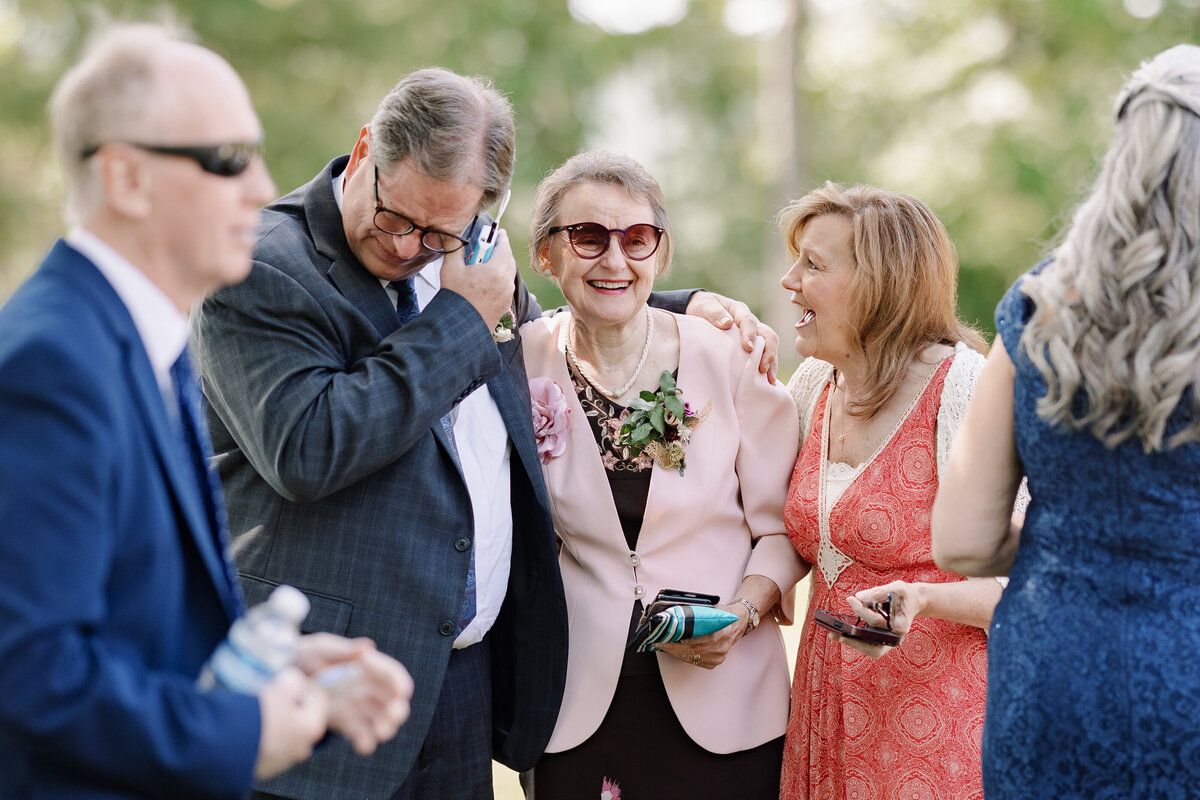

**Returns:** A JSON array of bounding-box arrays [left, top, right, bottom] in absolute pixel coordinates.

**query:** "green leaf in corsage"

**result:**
[[616, 370, 710, 475]]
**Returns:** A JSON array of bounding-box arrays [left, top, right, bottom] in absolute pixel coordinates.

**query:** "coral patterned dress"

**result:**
[[780, 356, 988, 800]]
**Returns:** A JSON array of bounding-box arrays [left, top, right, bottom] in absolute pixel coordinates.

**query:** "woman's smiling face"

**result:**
[[540, 181, 662, 332], [780, 213, 858, 363]]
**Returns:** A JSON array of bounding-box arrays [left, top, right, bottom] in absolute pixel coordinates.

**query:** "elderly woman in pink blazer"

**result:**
[[520, 150, 806, 800]]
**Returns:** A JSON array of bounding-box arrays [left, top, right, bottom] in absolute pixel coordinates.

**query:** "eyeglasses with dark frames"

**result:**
[[548, 222, 665, 261], [372, 166, 469, 255], [80, 140, 263, 177]]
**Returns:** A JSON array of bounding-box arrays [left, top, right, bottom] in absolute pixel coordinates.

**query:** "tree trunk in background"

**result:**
[[759, 0, 806, 377]]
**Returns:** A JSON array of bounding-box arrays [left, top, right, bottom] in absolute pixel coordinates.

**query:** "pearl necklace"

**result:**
[[566, 307, 655, 400]]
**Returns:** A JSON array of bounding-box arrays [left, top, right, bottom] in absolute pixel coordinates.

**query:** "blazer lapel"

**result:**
[[536, 318, 628, 550], [57, 245, 240, 620], [635, 315, 697, 548]]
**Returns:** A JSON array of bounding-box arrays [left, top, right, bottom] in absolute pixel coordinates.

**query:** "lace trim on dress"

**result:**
[[788, 358, 835, 453], [936, 342, 985, 477], [815, 354, 952, 589], [935, 342, 1031, 517]]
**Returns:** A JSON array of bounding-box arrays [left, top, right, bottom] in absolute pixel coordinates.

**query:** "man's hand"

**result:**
[[441, 229, 517, 331], [685, 291, 780, 382], [295, 633, 414, 756], [254, 667, 328, 780]]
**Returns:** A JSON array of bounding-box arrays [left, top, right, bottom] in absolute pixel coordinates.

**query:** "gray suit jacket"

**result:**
[[193, 157, 568, 799]]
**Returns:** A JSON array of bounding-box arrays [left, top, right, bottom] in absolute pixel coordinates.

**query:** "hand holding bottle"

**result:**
[[295, 633, 414, 756]]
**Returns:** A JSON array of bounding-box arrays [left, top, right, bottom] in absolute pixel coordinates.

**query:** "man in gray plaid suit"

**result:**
[[194, 67, 566, 800], [194, 67, 772, 800]]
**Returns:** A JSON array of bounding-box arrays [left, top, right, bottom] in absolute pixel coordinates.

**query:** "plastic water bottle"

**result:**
[[197, 584, 310, 694]]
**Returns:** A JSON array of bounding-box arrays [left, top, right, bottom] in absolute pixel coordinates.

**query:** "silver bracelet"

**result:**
[[735, 597, 760, 636]]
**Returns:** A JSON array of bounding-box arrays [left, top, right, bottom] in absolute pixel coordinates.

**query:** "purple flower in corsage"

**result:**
[[529, 377, 570, 464], [616, 370, 710, 475]]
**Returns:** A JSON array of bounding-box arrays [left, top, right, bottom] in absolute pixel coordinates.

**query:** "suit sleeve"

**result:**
[[732, 336, 809, 620], [0, 335, 259, 798], [195, 256, 502, 502], [647, 289, 696, 314]]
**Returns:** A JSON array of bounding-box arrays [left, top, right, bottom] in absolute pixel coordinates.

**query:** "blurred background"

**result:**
[[3, 1, 1195, 794], [4, 1, 1199, 374]]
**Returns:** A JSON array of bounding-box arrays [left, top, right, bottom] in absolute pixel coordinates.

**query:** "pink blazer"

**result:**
[[522, 312, 805, 754]]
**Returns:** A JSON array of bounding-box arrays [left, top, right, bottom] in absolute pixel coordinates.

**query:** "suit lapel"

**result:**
[[536, 317, 629, 547], [54, 243, 240, 621], [299, 162, 466, 471], [301, 159, 401, 340], [489, 334, 544, 494]]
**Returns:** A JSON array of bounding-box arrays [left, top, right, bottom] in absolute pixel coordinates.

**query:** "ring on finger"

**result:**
[[691, 654, 701, 665]]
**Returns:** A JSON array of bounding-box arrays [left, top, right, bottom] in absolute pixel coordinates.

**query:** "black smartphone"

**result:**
[[640, 588, 720, 624], [812, 609, 902, 646], [653, 588, 720, 607]]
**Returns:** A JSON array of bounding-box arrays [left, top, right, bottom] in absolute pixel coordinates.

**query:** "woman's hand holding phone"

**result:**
[[815, 583, 921, 658]]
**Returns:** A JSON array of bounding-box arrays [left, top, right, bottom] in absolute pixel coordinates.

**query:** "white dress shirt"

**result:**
[[65, 228, 189, 421], [335, 172, 513, 648]]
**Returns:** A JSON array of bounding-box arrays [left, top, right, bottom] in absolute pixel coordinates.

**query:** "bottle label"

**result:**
[[204, 640, 277, 694]]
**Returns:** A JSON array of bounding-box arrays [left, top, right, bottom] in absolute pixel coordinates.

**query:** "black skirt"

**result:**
[[531, 651, 783, 800]]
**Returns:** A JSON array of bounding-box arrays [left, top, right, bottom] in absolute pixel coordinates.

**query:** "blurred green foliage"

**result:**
[[1, 0, 1197, 371]]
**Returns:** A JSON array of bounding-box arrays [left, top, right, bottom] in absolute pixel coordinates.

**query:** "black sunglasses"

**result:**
[[372, 166, 470, 255], [80, 140, 262, 177], [548, 222, 665, 261]]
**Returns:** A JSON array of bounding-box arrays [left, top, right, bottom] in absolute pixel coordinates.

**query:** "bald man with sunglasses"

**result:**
[[0, 24, 412, 799]]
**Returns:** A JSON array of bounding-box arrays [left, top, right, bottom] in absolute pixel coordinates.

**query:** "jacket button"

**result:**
[[455, 537, 471, 552], [629, 553, 640, 566], [439, 620, 456, 636], [633, 584, 645, 598]]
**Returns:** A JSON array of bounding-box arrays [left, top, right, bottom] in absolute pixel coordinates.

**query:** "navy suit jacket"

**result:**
[[0, 242, 260, 799], [193, 158, 570, 799]]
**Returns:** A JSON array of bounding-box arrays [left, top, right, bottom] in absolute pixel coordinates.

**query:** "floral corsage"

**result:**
[[493, 311, 515, 343], [616, 370, 710, 475], [529, 377, 570, 464]]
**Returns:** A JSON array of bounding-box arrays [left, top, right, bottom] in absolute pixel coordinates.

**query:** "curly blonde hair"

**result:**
[[1021, 45, 1200, 452], [779, 182, 985, 419]]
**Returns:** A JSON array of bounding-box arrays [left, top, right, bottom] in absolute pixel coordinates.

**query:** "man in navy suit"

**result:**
[[194, 67, 778, 800], [0, 23, 412, 799]]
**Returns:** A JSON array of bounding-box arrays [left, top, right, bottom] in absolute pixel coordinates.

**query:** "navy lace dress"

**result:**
[[985, 273, 1200, 799]]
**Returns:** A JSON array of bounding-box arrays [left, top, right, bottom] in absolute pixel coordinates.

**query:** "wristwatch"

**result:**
[[735, 597, 760, 636]]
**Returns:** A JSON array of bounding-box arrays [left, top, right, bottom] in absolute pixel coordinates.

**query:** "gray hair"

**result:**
[[369, 67, 514, 211], [49, 22, 191, 225], [528, 149, 673, 276], [1021, 44, 1200, 451]]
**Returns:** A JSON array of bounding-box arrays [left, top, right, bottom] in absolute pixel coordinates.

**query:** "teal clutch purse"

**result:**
[[627, 597, 739, 653]]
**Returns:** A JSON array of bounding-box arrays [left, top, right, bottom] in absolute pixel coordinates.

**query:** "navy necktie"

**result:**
[[170, 347, 241, 604], [390, 278, 420, 325], [389, 279, 476, 634]]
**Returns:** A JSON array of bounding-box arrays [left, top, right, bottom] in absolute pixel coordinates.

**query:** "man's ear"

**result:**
[[344, 125, 371, 181], [99, 146, 153, 219]]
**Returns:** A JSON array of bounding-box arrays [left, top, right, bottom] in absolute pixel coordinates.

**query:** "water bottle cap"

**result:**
[[268, 584, 311, 623]]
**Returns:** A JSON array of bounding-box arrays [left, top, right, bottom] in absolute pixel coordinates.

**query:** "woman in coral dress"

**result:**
[[777, 183, 1009, 800]]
